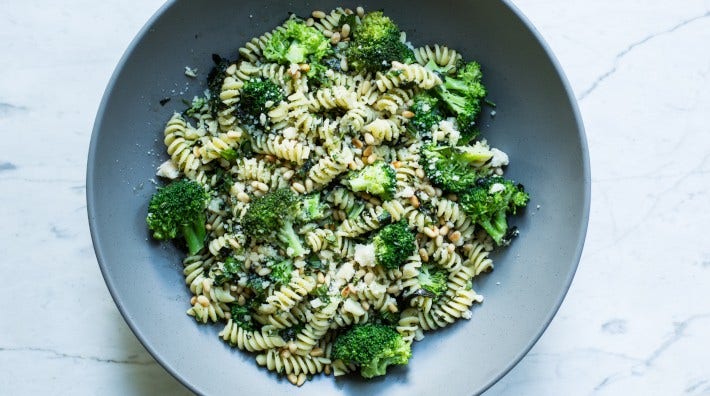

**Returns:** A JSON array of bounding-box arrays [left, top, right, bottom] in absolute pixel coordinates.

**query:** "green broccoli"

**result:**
[[146, 179, 208, 255], [416, 263, 448, 299], [429, 61, 487, 143], [407, 93, 444, 137], [263, 19, 331, 65], [230, 304, 255, 331], [373, 221, 416, 270], [332, 323, 411, 378], [298, 193, 328, 222], [241, 189, 307, 257], [268, 259, 294, 286], [343, 161, 396, 201], [239, 78, 284, 121], [314, 283, 331, 305], [420, 142, 493, 193], [346, 11, 414, 73], [459, 176, 529, 245]]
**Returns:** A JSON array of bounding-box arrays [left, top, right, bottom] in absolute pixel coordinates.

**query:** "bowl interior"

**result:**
[[88, 0, 589, 395]]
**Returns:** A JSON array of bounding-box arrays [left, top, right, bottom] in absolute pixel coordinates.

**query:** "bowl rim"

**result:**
[[87, 0, 590, 394]]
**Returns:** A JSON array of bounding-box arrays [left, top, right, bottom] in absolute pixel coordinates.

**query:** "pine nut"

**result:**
[[356, 6, 365, 17], [366, 153, 377, 164], [282, 170, 294, 181], [363, 272, 375, 285], [281, 349, 291, 359], [415, 168, 425, 179], [341, 24, 351, 38], [237, 192, 250, 203], [310, 347, 324, 357], [288, 341, 298, 353], [300, 63, 310, 72], [324, 364, 331, 375], [435, 235, 444, 246], [322, 29, 333, 37], [202, 279, 212, 293], [362, 145, 373, 157], [449, 231, 461, 243], [306, 18, 314, 26], [330, 32, 341, 45], [410, 195, 420, 208], [312, 10, 326, 19], [402, 110, 415, 118], [297, 373, 307, 386], [190, 296, 197, 305], [224, 311, 232, 319], [292, 182, 305, 193], [287, 373, 298, 385], [361, 301, 370, 311], [447, 243, 456, 253], [439, 225, 450, 236], [419, 248, 429, 262], [424, 227, 438, 238], [352, 138, 363, 148], [255, 182, 269, 192], [364, 133, 375, 145], [392, 160, 402, 168], [317, 272, 325, 284], [197, 295, 210, 307]]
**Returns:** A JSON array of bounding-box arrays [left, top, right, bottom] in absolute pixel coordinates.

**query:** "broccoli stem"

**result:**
[[181, 213, 206, 255], [478, 210, 508, 245], [278, 220, 306, 257]]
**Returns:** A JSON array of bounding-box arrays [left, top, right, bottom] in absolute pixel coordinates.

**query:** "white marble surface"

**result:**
[[1, 1, 709, 394]]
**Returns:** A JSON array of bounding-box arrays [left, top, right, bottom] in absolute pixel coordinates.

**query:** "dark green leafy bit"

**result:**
[[373, 221, 416, 270], [346, 11, 414, 73], [214, 256, 243, 286], [239, 78, 284, 121], [279, 323, 305, 341], [459, 176, 529, 245], [420, 143, 493, 194], [207, 54, 231, 116], [343, 161, 396, 201], [263, 19, 331, 64], [314, 284, 331, 305], [332, 323, 411, 378], [230, 304, 255, 331], [146, 179, 208, 255]]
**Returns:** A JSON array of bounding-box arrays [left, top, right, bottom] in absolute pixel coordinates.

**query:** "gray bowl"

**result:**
[[87, 0, 589, 395]]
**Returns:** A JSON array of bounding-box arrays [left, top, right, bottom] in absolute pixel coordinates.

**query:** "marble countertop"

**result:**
[[2, 1, 709, 394]]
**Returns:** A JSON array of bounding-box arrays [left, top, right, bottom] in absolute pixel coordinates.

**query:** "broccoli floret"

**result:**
[[373, 221, 416, 270], [241, 189, 307, 257], [420, 142, 493, 193], [268, 259, 293, 286], [263, 19, 331, 65], [343, 161, 396, 201], [298, 193, 328, 222], [416, 264, 448, 299], [239, 78, 284, 121], [184, 96, 208, 118], [230, 304, 255, 331], [460, 177, 529, 245], [146, 179, 208, 255], [429, 61, 487, 142], [332, 323, 411, 378], [407, 93, 444, 137], [346, 11, 414, 73]]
